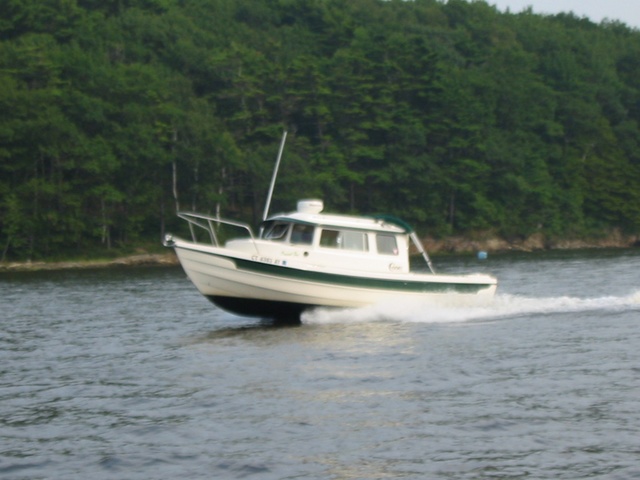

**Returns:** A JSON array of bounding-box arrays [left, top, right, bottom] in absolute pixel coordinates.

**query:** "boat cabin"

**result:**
[[248, 200, 412, 274]]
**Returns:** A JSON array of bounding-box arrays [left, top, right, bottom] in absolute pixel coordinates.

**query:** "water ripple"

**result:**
[[1, 253, 640, 479]]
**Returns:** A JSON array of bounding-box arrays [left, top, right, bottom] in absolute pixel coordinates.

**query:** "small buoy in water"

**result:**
[[477, 251, 488, 260]]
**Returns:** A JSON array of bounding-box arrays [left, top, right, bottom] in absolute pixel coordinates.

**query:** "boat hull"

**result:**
[[206, 295, 316, 322], [173, 241, 497, 320]]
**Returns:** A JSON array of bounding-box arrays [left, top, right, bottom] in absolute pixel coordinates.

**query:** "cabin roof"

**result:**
[[266, 211, 409, 234]]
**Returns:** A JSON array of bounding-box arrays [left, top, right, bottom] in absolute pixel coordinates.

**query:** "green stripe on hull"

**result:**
[[235, 257, 487, 293], [180, 245, 493, 294]]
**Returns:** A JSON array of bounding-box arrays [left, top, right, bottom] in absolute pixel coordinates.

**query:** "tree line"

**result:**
[[1, 0, 640, 261]]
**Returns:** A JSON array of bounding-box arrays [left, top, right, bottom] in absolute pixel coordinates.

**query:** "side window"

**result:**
[[376, 234, 398, 255], [264, 222, 289, 241], [320, 229, 340, 248], [320, 229, 368, 252], [290, 224, 314, 245], [342, 230, 368, 251]]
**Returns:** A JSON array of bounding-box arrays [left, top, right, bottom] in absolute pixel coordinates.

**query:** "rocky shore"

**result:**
[[422, 231, 640, 254]]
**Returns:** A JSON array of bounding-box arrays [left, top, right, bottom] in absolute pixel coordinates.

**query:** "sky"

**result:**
[[489, 0, 640, 29]]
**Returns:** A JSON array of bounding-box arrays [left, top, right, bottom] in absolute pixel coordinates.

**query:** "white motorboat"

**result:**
[[164, 198, 497, 322], [165, 132, 496, 322]]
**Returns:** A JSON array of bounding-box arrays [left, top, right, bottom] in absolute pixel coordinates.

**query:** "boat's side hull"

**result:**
[[173, 242, 497, 319]]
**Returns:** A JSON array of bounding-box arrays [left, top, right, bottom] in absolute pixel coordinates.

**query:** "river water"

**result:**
[[1, 249, 640, 479]]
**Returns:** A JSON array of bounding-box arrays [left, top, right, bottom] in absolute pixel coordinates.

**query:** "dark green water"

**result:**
[[2, 250, 640, 479]]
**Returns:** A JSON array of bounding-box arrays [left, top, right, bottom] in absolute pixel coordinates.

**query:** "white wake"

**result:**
[[302, 290, 640, 325]]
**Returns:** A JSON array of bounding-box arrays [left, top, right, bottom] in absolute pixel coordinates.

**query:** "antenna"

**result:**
[[262, 130, 288, 221]]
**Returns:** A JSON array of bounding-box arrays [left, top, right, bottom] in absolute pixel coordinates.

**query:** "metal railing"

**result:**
[[176, 212, 258, 253]]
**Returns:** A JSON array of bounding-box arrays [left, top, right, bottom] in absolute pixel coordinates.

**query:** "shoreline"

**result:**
[[0, 253, 180, 272], [421, 231, 640, 255], [1, 233, 638, 272]]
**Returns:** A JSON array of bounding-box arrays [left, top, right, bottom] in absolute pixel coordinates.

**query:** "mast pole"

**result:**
[[262, 130, 288, 221]]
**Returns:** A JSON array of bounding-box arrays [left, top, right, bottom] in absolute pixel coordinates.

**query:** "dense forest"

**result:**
[[2, 0, 640, 261]]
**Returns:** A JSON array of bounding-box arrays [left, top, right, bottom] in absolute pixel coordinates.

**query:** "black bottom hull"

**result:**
[[206, 296, 318, 324]]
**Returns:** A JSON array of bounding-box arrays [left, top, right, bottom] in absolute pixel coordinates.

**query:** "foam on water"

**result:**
[[302, 290, 640, 325]]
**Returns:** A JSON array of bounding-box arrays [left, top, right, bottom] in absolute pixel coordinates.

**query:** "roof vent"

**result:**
[[297, 199, 324, 214]]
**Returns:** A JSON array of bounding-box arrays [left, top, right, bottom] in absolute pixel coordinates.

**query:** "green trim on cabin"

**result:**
[[369, 214, 414, 233]]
